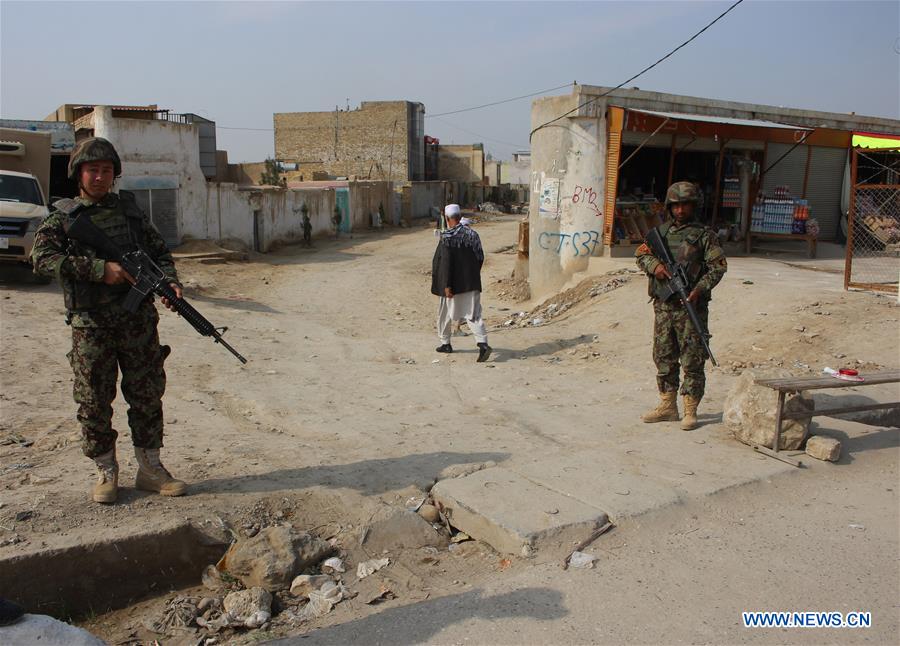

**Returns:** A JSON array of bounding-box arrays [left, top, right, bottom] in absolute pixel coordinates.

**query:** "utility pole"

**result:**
[[387, 119, 398, 181]]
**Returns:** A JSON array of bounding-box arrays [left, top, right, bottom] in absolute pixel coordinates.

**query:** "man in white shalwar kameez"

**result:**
[[431, 205, 492, 362]]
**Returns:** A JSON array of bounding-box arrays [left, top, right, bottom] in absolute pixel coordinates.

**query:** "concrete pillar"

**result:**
[[528, 90, 607, 299]]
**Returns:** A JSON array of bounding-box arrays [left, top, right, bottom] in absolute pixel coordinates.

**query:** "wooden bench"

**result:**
[[745, 232, 817, 258], [753, 370, 900, 467]]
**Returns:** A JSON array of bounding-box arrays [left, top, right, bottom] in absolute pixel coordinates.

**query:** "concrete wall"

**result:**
[[205, 182, 255, 243], [206, 181, 394, 252], [410, 182, 447, 221], [436, 144, 484, 183], [90, 106, 209, 242], [529, 92, 607, 298], [227, 161, 267, 185], [501, 158, 531, 185], [275, 101, 423, 182], [0, 128, 52, 200], [214, 150, 229, 182], [484, 160, 501, 187], [348, 181, 394, 228]]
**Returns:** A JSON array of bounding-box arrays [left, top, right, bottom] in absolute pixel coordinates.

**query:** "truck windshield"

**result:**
[[0, 175, 44, 206]]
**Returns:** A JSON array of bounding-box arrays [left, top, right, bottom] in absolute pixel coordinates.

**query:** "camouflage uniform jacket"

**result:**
[[635, 220, 727, 302], [31, 191, 179, 327]]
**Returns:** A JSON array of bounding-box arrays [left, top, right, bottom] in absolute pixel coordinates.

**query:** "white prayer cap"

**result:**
[[444, 204, 461, 218]]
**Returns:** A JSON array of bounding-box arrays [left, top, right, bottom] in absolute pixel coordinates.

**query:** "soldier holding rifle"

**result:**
[[635, 182, 727, 430]]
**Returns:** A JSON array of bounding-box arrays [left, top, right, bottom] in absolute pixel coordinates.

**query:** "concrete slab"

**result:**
[[506, 441, 794, 522], [432, 467, 608, 557]]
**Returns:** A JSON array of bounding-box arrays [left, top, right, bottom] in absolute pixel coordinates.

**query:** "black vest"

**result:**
[[54, 192, 146, 311]]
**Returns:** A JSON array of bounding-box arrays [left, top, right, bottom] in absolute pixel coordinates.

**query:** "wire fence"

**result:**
[[845, 149, 900, 293]]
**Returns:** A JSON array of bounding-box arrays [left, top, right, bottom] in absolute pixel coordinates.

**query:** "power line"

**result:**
[[530, 0, 745, 141], [215, 81, 575, 134], [428, 82, 575, 118], [430, 116, 527, 149]]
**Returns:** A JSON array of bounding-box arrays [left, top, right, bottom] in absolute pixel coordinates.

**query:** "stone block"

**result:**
[[724, 371, 814, 450], [218, 525, 332, 592], [432, 467, 608, 557], [362, 510, 448, 553], [805, 435, 842, 462]]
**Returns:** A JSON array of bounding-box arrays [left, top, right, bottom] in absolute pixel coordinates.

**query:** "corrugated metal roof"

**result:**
[[627, 108, 812, 131]]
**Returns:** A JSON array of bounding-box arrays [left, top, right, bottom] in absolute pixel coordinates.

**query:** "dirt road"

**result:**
[[1, 216, 897, 643]]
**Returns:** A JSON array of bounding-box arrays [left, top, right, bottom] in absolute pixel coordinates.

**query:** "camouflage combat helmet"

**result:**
[[665, 181, 700, 207], [67, 137, 122, 181]]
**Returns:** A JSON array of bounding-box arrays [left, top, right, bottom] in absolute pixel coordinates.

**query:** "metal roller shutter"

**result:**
[[150, 189, 179, 248], [762, 142, 808, 197], [805, 146, 847, 241], [128, 188, 180, 248]]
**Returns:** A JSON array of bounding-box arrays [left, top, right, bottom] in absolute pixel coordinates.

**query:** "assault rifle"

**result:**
[[645, 227, 717, 366], [66, 213, 248, 364]]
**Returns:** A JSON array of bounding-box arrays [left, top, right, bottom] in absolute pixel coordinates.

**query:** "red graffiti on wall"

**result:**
[[572, 185, 603, 217]]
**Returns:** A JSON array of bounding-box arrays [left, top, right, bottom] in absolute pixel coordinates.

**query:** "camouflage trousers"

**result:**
[[652, 299, 710, 399], [67, 307, 169, 458]]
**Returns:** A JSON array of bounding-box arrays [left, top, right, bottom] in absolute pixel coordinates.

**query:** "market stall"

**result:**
[[604, 106, 852, 256]]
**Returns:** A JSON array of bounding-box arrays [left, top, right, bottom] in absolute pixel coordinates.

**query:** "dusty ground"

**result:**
[[1, 216, 897, 644]]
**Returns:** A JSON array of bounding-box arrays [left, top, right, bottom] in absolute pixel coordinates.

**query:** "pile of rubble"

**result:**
[[477, 202, 503, 214], [141, 500, 476, 643], [502, 270, 637, 328]]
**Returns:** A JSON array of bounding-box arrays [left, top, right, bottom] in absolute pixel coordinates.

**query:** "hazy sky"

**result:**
[[2, 1, 898, 162]]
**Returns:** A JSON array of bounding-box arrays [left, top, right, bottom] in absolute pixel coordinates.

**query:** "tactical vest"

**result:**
[[55, 192, 147, 311], [649, 220, 710, 301]]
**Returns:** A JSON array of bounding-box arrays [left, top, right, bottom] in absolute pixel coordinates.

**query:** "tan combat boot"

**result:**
[[681, 395, 701, 430], [134, 448, 187, 496], [642, 391, 680, 423], [92, 449, 119, 504]]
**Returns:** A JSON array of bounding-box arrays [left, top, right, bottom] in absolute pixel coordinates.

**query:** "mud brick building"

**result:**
[[274, 101, 425, 182]]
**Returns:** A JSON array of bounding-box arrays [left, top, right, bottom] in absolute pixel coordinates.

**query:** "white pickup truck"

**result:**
[[0, 169, 49, 265]]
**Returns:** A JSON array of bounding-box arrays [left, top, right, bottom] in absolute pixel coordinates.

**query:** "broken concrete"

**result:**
[[0, 614, 105, 645], [724, 371, 814, 450], [223, 587, 272, 628], [417, 504, 441, 523], [218, 525, 332, 591], [289, 574, 332, 598], [362, 510, 448, 552], [806, 436, 842, 462], [432, 467, 608, 556]]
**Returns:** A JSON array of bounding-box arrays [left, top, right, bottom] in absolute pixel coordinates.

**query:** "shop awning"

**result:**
[[852, 131, 900, 149], [627, 108, 813, 131]]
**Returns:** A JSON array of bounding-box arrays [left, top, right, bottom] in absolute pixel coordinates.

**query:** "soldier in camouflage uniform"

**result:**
[[635, 182, 727, 430], [31, 138, 187, 503]]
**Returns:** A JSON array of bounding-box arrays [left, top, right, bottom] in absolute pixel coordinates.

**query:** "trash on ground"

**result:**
[[321, 556, 345, 573], [567, 551, 597, 569], [144, 595, 199, 635], [357, 557, 390, 579], [290, 574, 332, 598], [289, 581, 351, 623]]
